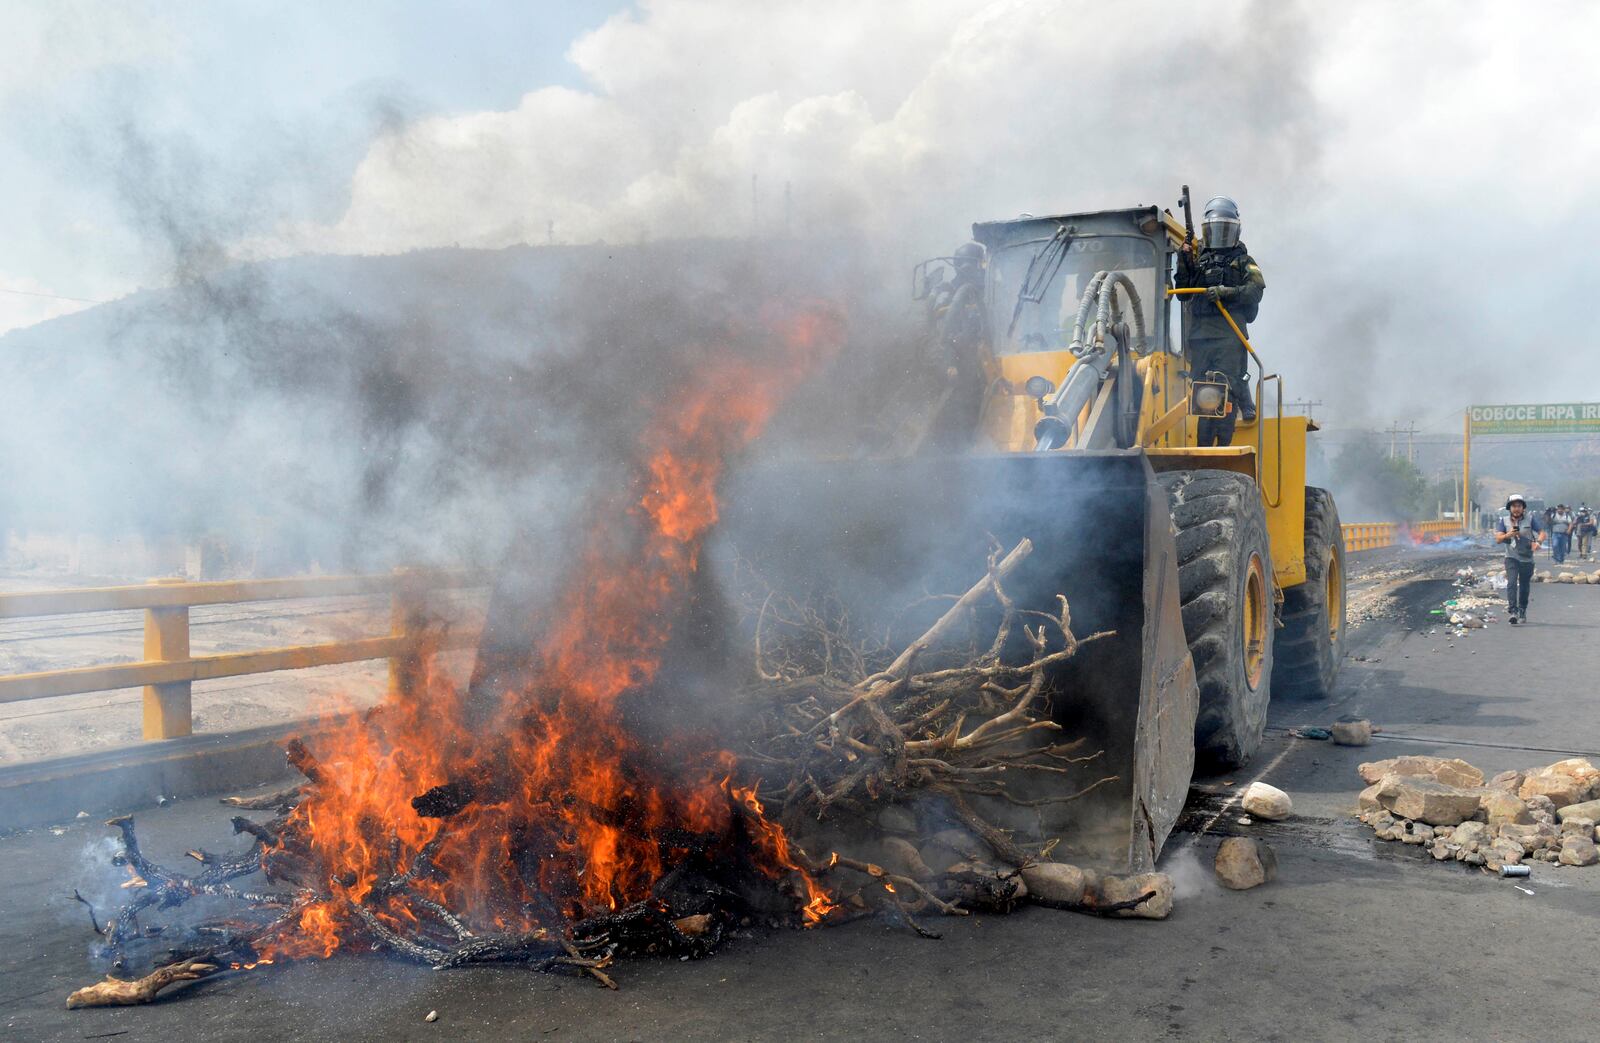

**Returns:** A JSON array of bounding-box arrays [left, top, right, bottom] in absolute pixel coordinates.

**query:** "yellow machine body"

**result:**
[[691, 203, 1333, 874], [972, 215, 1313, 592]]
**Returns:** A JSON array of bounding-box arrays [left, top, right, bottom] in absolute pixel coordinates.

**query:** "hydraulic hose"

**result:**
[[1038, 270, 1149, 451], [1093, 271, 1148, 354]]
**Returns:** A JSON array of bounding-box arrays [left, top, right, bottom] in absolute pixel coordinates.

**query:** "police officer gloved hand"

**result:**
[[1205, 285, 1240, 303]]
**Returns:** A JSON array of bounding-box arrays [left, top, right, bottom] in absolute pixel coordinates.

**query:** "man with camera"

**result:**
[[1496, 493, 1545, 624]]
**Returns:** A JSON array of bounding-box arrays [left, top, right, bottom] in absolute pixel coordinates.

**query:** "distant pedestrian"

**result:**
[[1496, 493, 1545, 624], [1577, 503, 1597, 560], [1551, 504, 1574, 564]]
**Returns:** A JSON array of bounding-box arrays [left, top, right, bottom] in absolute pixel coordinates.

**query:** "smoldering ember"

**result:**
[[11, 4, 1600, 1041]]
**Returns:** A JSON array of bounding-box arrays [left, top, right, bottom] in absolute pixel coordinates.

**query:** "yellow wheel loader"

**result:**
[[708, 197, 1346, 872]]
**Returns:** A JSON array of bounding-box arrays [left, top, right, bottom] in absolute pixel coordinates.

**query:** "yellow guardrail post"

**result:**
[[142, 577, 192, 739], [388, 567, 423, 699]]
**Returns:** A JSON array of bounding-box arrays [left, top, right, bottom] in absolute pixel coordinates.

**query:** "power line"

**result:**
[[1318, 434, 1600, 446], [0, 286, 106, 305]]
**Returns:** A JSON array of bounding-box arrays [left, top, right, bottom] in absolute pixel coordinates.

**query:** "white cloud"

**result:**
[[275, 0, 1320, 256], [249, 0, 1600, 422], [0, 1, 180, 104]]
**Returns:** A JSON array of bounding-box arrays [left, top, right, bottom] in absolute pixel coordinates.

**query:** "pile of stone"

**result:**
[[1535, 570, 1600, 584], [1356, 755, 1600, 870]]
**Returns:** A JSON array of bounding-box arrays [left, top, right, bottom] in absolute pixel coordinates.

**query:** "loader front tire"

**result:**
[[1272, 486, 1346, 700], [1157, 469, 1274, 770]]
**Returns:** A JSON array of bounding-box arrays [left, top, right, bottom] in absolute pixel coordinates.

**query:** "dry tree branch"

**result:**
[[808, 539, 1035, 735], [66, 960, 220, 1008]]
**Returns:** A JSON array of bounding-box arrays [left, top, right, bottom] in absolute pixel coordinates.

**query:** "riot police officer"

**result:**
[[949, 240, 985, 295], [1175, 195, 1265, 423]]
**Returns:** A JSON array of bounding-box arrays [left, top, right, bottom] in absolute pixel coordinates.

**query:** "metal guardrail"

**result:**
[[1341, 520, 1465, 554], [1409, 520, 1466, 541], [1341, 523, 1396, 553], [0, 569, 488, 740]]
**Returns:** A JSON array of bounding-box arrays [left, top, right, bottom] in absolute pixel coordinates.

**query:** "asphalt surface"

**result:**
[[7, 543, 1600, 1042]]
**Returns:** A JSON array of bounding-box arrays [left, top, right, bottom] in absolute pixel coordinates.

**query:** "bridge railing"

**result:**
[[0, 569, 488, 740], [1340, 520, 1465, 554]]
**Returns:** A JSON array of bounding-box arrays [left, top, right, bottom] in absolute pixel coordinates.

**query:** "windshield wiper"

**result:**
[[1007, 224, 1075, 338]]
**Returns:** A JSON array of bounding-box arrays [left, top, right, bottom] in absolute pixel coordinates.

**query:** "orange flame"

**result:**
[[259, 303, 844, 960]]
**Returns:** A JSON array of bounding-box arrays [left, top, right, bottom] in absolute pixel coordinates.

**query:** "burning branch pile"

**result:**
[[63, 300, 1169, 1012], [67, 302, 850, 1006], [71, 534, 1165, 1007]]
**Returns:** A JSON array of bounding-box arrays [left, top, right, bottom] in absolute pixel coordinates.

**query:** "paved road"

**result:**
[[6, 543, 1600, 1042]]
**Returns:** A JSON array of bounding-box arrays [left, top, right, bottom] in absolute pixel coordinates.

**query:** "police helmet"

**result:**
[[1202, 196, 1241, 249], [952, 240, 985, 270]]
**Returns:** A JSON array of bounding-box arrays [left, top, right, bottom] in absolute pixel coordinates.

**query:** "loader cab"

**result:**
[[972, 207, 1175, 358], [966, 207, 1184, 453]]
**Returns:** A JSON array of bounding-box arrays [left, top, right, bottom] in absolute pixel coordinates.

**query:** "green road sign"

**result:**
[[1469, 403, 1600, 434]]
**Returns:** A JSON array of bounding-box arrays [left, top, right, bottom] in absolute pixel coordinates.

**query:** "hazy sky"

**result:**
[[0, 1, 613, 325], [6, 0, 1600, 432]]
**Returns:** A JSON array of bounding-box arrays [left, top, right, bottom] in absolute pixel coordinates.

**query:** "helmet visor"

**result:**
[[1202, 217, 1240, 249]]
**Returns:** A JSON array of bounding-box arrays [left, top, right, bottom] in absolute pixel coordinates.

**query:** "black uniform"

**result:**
[[1175, 242, 1265, 420]]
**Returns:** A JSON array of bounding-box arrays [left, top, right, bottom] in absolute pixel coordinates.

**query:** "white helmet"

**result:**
[[1506, 493, 1527, 508]]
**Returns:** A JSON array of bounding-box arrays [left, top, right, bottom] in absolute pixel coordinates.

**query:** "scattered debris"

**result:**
[[1556, 798, 1600, 821], [1290, 727, 1331, 740], [1536, 568, 1600, 584], [1240, 782, 1292, 821], [1520, 759, 1600, 807], [1356, 755, 1600, 873], [1214, 837, 1277, 890], [1358, 755, 1483, 788], [1559, 836, 1599, 866], [1330, 718, 1372, 746], [1095, 873, 1173, 920], [66, 960, 219, 1008], [425, 1010, 439, 1023], [1379, 776, 1481, 826]]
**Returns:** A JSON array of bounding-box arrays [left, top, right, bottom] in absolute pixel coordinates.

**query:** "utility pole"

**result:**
[[1385, 421, 1418, 462], [1286, 398, 1321, 419]]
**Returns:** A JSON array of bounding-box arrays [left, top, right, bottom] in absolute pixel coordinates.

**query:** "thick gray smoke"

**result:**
[[7, 0, 1600, 552], [0, 233, 901, 573]]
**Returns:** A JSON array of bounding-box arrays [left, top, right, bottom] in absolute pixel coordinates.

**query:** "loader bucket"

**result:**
[[706, 449, 1199, 873]]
